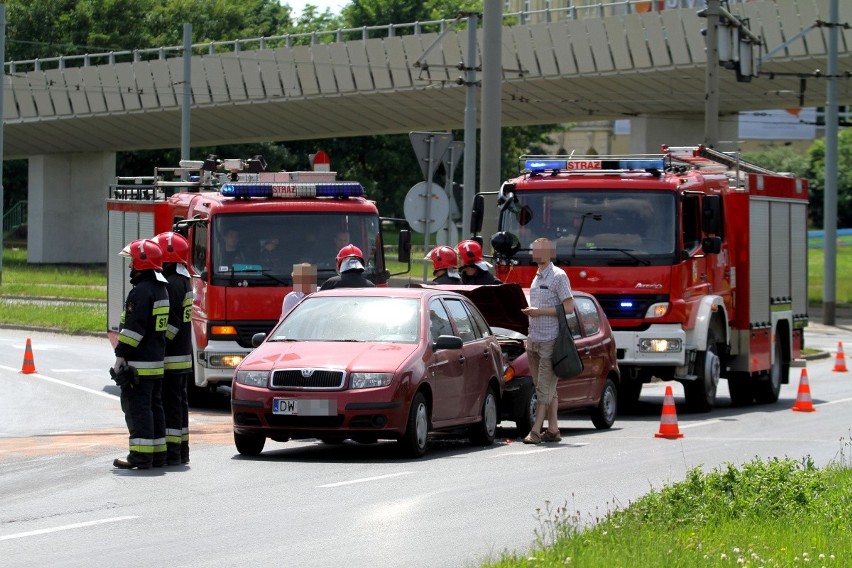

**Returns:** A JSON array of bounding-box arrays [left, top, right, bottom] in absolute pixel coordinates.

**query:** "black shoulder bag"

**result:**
[[552, 303, 584, 378]]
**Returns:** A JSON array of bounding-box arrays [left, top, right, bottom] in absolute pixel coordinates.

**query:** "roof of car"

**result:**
[[310, 287, 462, 299]]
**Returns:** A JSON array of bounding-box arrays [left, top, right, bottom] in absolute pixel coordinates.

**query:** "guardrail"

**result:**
[[3, 0, 673, 74], [2, 201, 27, 234]]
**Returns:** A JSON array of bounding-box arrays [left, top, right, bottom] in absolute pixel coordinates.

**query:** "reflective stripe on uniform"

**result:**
[[165, 428, 183, 445], [153, 437, 167, 453], [129, 438, 156, 454], [164, 355, 192, 370], [181, 427, 189, 443], [118, 328, 143, 347], [128, 360, 165, 376]]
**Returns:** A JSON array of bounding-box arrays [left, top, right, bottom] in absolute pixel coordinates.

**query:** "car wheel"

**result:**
[[398, 392, 429, 458], [470, 386, 498, 446], [685, 330, 720, 413], [590, 379, 617, 429], [234, 432, 265, 456], [514, 386, 536, 438], [754, 332, 786, 404]]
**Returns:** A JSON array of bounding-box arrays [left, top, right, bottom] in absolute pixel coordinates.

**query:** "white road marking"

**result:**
[[678, 419, 722, 429], [318, 471, 414, 488], [818, 397, 852, 406], [0, 516, 138, 542], [0, 365, 118, 401]]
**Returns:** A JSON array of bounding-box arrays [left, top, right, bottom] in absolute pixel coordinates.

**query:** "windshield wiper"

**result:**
[[592, 247, 651, 266], [571, 212, 602, 257]]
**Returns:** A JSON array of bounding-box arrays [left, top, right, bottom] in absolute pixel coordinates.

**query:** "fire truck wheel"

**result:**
[[685, 331, 720, 412], [727, 374, 756, 406], [754, 333, 785, 404], [617, 378, 643, 411]]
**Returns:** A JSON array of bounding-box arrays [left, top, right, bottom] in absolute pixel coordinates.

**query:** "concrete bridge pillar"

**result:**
[[28, 152, 115, 264], [628, 114, 740, 153]]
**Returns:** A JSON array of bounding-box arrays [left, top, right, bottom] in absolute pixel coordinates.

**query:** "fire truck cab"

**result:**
[[107, 156, 410, 398], [485, 145, 808, 412]]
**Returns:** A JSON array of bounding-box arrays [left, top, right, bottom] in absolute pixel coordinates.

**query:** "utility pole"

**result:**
[[478, 0, 502, 244], [0, 4, 6, 284], [703, 0, 721, 148], [181, 24, 192, 166], [823, 0, 839, 325], [461, 12, 478, 239]]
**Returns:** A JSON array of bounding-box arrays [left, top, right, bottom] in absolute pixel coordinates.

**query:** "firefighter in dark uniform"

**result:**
[[320, 244, 376, 290], [426, 246, 462, 285], [457, 239, 502, 285], [112, 239, 170, 470], [154, 232, 194, 465]]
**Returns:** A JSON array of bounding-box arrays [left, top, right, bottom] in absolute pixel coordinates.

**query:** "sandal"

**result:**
[[541, 430, 562, 443], [522, 430, 542, 444]]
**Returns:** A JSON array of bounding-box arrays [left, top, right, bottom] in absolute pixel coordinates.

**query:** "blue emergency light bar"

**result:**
[[523, 158, 666, 173], [220, 182, 365, 198]]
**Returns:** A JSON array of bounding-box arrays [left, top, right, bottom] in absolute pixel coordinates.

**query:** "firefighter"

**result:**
[[154, 231, 194, 465], [320, 244, 376, 289], [112, 239, 170, 470], [426, 246, 461, 285], [457, 239, 502, 285]]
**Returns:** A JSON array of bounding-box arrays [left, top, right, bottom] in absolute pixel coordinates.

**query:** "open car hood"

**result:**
[[412, 283, 529, 335]]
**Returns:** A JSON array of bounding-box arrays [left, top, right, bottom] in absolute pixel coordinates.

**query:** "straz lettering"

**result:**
[[567, 160, 602, 170]]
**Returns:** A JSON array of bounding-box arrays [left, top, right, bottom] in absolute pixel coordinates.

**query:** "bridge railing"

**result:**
[[3, 0, 669, 74]]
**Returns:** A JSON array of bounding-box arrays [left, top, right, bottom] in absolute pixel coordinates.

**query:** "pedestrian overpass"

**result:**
[[3, 0, 851, 262]]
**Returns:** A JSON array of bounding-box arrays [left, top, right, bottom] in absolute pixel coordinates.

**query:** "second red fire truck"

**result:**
[[480, 145, 808, 412], [107, 155, 410, 399]]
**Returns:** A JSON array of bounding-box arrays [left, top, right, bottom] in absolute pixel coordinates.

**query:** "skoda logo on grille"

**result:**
[[301, 369, 315, 377]]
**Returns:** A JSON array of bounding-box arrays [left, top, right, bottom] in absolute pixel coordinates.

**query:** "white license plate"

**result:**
[[272, 398, 336, 416]]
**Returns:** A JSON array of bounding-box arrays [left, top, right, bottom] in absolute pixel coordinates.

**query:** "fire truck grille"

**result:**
[[593, 294, 669, 320], [271, 370, 346, 390]]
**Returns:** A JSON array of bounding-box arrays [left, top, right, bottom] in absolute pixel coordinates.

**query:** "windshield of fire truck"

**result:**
[[210, 213, 382, 284], [499, 190, 676, 265]]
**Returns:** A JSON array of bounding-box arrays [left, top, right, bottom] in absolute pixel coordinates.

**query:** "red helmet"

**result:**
[[153, 232, 189, 264], [336, 244, 365, 271], [120, 239, 163, 271], [426, 246, 458, 271], [457, 240, 483, 265]]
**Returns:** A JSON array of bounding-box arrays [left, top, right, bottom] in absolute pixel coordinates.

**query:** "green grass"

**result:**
[[482, 451, 852, 567], [808, 236, 852, 304]]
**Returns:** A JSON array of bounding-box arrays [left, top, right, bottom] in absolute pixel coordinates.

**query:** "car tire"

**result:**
[[590, 378, 617, 429], [398, 392, 429, 458], [685, 330, 720, 413], [470, 386, 498, 446], [727, 373, 755, 406], [234, 432, 265, 456]]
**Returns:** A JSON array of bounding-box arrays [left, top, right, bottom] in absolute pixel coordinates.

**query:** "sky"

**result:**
[[285, 0, 350, 19]]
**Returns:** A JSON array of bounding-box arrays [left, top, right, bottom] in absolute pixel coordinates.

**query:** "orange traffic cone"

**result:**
[[833, 342, 848, 372], [655, 385, 684, 439], [791, 368, 815, 412], [20, 338, 37, 374]]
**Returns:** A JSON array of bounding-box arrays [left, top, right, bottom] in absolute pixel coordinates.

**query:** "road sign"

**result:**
[[443, 141, 464, 179], [409, 132, 453, 182], [403, 182, 450, 233]]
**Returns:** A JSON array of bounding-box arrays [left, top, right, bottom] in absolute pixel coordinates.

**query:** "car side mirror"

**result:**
[[702, 236, 722, 255], [251, 333, 267, 348], [433, 335, 463, 350]]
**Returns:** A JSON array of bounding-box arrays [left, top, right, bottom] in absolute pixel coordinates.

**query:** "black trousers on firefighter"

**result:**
[[163, 370, 190, 464], [120, 377, 166, 468]]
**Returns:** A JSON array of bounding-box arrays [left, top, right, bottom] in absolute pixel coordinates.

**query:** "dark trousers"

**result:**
[[120, 378, 166, 467], [163, 371, 190, 463]]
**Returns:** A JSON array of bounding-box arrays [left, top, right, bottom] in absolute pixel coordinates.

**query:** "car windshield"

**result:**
[[500, 190, 676, 266], [271, 296, 421, 343]]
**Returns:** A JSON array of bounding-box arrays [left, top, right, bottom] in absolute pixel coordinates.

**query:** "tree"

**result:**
[[804, 129, 852, 229]]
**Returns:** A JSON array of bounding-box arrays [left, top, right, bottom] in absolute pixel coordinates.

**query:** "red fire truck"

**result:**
[[107, 155, 410, 398], [482, 145, 808, 412]]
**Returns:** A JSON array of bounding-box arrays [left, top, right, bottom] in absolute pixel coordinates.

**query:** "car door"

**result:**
[[427, 299, 465, 423], [443, 297, 494, 421], [571, 297, 609, 403]]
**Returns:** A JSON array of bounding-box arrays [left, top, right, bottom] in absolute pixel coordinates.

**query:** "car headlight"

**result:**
[[235, 370, 270, 387], [350, 372, 393, 389], [638, 338, 682, 353]]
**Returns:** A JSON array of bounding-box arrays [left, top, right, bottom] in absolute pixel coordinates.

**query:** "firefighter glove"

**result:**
[[109, 363, 139, 389]]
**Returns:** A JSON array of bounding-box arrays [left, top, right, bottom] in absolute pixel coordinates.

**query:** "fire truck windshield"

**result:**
[[210, 213, 382, 284], [499, 190, 676, 266]]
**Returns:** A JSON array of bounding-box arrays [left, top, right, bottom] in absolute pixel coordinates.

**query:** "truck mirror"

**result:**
[[397, 230, 411, 264], [702, 236, 722, 255], [470, 194, 484, 234], [251, 333, 267, 348], [702, 195, 724, 238], [491, 231, 521, 258]]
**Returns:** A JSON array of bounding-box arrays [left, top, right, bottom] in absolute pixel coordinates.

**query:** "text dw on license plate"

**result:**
[[273, 398, 336, 416]]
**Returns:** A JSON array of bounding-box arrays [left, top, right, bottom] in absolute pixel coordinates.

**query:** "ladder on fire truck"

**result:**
[[663, 144, 777, 176]]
